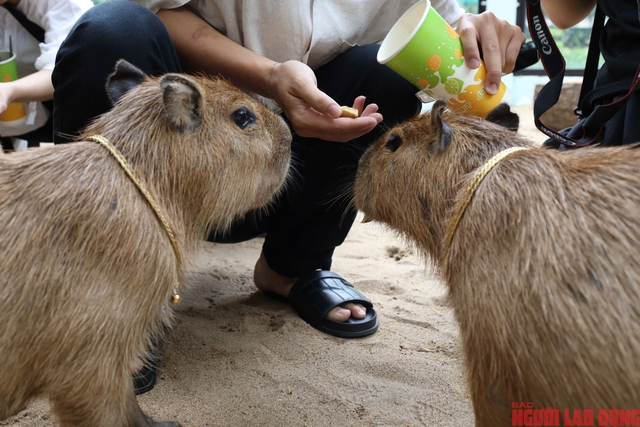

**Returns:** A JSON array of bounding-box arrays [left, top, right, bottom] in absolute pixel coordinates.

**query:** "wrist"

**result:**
[[0, 82, 16, 106], [266, 61, 280, 100]]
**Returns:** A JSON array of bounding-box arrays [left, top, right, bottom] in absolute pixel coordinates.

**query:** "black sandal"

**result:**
[[133, 363, 157, 395], [288, 270, 379, 339]]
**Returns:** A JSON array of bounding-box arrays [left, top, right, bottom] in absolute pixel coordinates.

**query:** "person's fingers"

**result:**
[[288, 73, 342, 118], [301, 115, 381, 142], [271, 61, 341, 118], [457, 16, 481, 70], [272, 61, 384, 142], [289, 98, 381, 142], [489, 17, 526, 74], [361, 103, 381, 118], [335, 117, 381, 141], [474, 14, 504, 94], [350, 96, 381, 119], [457, 12, 525, 95], [352, 95, 366, 114], [503, 30, 526, 74]]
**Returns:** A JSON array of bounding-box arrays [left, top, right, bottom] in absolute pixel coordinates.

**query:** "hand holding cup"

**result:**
[[377, 0, 520, 117]]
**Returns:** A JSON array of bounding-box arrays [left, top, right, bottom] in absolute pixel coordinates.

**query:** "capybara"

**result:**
[[0, 60, 291, 427], [353, 99, 640, 426]]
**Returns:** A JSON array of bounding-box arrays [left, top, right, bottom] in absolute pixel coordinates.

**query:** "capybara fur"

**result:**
[[0, 60, 291, 427], [353, 99, 640, 426]]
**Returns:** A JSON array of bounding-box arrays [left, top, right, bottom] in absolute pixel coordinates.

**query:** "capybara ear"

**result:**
[[106, 59, 150, 105], [485, 103, 519, 132], [429, 99, 453, 154], [159, 74, 205, 133]]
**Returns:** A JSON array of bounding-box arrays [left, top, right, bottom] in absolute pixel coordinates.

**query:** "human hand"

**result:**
[[268, 61, 383, 142], [456, 12, 526, 95]]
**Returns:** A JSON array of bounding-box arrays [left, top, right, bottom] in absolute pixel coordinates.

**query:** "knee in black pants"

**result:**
[[52, 0, 180, 142]]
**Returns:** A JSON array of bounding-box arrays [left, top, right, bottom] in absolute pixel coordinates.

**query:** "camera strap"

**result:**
[[526, 0, 640, 148], [2, 4, 45, 44]]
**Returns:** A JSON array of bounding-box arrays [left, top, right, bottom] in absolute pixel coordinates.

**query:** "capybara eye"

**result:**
[[385, 134, 402, 152], [230, 107, 256, 129]]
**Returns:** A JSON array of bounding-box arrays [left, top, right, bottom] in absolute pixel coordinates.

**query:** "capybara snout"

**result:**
[[355, 100, 523, 251], [0, 60, 291, 427], [98, 61, 292, 228], [355, 100, 640, 426]]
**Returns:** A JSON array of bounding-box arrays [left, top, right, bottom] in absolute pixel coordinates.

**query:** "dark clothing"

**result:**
[[562, 0, 640, 146], [591, 0, 640, 145], [52, 1, 182, 142], [597, 0, 640, 85], [52, 0, 420, 278]]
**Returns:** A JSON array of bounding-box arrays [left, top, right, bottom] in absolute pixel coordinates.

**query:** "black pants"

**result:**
[[53, 0, 420, 278]]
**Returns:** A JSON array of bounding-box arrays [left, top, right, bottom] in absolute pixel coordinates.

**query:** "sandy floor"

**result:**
[[0, 105, 546, 427]]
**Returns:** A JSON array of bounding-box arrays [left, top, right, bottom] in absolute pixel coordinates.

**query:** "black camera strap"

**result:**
[[526, 0, 640, 148], [2, 4, 45, 44]]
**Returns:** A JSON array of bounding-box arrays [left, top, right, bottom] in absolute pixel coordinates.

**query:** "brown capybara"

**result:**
[[354, 99, 640, 426], [0, 60, 291, 427]]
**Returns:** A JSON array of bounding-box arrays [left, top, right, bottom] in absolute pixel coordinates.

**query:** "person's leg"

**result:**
[[52, 0, 181, 143], [260, 44, 419, 272], [213, 44, 419, 326]]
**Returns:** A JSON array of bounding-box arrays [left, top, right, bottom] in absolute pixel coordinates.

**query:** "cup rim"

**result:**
[[0, 51, 17, 65], [377, 0, 430, 64]]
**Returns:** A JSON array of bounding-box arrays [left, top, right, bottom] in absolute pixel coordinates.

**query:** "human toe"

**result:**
[[343, 302, 366, 319], [326, 306, 352, 322], [325, 303, 367, 322]]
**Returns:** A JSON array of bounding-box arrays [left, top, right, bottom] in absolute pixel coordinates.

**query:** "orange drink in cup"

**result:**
[[0, 51, 27, 127]]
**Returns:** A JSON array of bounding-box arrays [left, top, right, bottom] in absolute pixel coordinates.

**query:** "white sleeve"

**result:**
[[431, 0, 465, 28], [130, 0, 192, 14], [18, 0, 94, 71]]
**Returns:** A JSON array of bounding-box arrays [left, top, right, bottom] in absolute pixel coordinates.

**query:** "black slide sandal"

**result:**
[[288, 270, 379, 339]]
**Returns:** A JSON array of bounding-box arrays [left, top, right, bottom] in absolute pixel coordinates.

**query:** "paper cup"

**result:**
[[0, 51, 27, 127], [377, 0, 508, 117]]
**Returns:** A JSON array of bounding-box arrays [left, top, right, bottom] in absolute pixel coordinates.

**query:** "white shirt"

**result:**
[[0, 0, 93, 137], [134, 0, 465, 70]]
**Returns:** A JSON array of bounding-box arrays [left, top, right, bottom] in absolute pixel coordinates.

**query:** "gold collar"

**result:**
[[445, 147, 530, 257], [86, 135, 182, 304]]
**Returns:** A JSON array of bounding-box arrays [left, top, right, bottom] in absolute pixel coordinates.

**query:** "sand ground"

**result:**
[[0, 105, 547, 427]]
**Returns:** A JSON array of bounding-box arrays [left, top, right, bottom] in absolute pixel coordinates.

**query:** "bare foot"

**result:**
[[253, 252, 367, 322]]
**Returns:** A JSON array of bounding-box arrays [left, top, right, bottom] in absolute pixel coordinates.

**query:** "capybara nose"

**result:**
[[385, 134, 402, 152]]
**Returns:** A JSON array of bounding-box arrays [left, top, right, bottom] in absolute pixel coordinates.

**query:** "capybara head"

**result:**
[[354, 99, 528, 255], [83, 60, 292, 236]]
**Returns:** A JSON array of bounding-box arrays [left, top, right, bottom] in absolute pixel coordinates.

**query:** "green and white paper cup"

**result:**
[[0, 51, 27, 126], [377, 0, 509, 117]]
